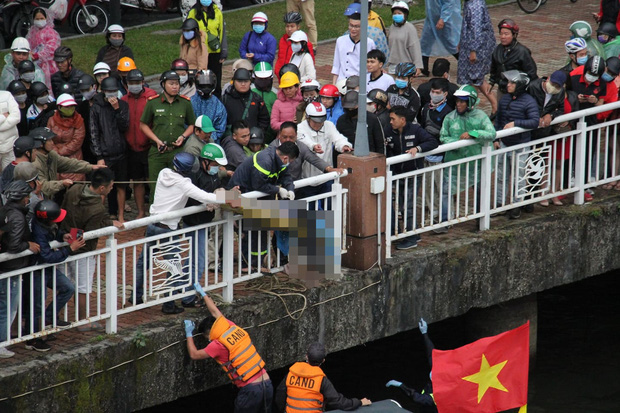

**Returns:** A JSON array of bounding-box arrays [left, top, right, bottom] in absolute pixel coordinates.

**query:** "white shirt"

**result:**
[[150, 168, 218, 229], [297, 120, 352, 180], [332, 34, 376, 82], [367, 72, 395, 92]]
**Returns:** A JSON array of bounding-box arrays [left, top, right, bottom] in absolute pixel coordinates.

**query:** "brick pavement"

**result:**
[[0, 0, 603, 368]]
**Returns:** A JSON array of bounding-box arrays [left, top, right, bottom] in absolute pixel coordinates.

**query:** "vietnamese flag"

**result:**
[[431, 322, 529, 413]]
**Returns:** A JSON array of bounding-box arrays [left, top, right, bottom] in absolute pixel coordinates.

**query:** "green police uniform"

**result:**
[[141, 93, 196, 199]]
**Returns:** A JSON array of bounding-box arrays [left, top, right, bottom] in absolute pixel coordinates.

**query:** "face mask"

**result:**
[[598, 35, 608, 44], [576, 56, 588, 65], [21, 72, 35, 83], [291, 43, 302, 53], [544, 82, 561, 95], [59, 106, 75, 117], [208, 165, 219, 175], [34, 20, 47, 29], [200, 0, 212, 6], [81, 89, 96, 100], [392, 14, 405, 24], [183, 31, 195, 40], [584, 73, 599, 84], [105, 92, 118, 100], [253, 24, 265, 34], [602, 72, 614, 82], [14, 93, 27, 103], [394, 79, 408, 89], [128, 84, 143, 94], [110, 38, 124, 47], [366, 103, 376, 113], [179, 75, 188, 85], [430, 92, 445, 104], [36, 96, 48, 105], [254, 77, 273, 92]]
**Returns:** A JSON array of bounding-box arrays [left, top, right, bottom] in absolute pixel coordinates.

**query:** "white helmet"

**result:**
[[391, 1, 409, 11], [252, 12, 268, 23], [564, 38, 587, 54], [336, 78, 347, 95], [300, 78, 321, 91], [107, 24, 124, 34], [93, 62, 111, 75], [56, 93, 77, 107], [289, 30, 308, 43], [305, 102, 327, 117], [11, 37, 30, 53]]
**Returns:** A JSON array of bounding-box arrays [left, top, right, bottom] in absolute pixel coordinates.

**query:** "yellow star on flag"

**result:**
[[462, 354, 509, 403]]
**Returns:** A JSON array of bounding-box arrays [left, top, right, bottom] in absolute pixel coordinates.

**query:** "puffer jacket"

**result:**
[[489, 40, 538, 93], [0, 91, 20, 154], [222, 87, 270, 129], [51, 66, 86, 101], [495, 91, 540, 146], [239, 29, 277, 64], [90, 92, 129, 161], [0, 201, 32, 271], [270, 89, 303, 132], [47, 110, 86, 182], [60, 183, 112, 253], [121, 87, 158, 152]]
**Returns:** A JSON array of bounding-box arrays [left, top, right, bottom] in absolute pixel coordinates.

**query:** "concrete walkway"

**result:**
[[0, 0, 601, 384]]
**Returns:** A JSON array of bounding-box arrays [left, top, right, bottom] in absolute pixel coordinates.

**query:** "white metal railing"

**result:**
[[385, 100, 620, 257], [0, 171, 348, 347]]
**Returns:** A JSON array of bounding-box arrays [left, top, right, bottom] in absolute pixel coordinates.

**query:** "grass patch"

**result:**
[[2, 0, 508, 76]]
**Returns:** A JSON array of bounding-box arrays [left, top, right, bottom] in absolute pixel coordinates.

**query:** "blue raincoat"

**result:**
[[420, 0, 462, 56]]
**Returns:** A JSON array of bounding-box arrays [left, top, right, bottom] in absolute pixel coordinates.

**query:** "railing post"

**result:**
[[479, 142, 493, 231], [385, 169, 393, 259], [221, 210, 234, 303], [105, 235, 118, 334], [574, 118, 588, 205], [331, 178, 343, 278]]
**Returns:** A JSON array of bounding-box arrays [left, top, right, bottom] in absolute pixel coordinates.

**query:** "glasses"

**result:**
[[348, 23, 361, 29]]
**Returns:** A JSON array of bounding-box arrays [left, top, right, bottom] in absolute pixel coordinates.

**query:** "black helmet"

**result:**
[[606, 57, 620, 77], [232, 68, 252, 81], [395, 62, 416, 78], [368, 88, 388, 107], [17, 60, 35, 74], [249, 127, 264, 144], [171, 58, 189, 72], [53, 46, 73, 62], [502, 70, 530, 95], [3, 180, 32, 202], [34, 199, 66, 223], [78, 74, 96, 90], [585, 55, 606, 77], [196, 69, 217, 97], [278, 63, 301, 80], [29, 127, 56, 144], [7, 80, 27, 95], [160, 70, 180, 84], [29, 81, 48, 98], [126, 69, 145, 82], [283, 12, 302, 24], [181, 18, 199, 31], [597, 22, 618, 37], [100, 77, 119, 91], [13, 135, 42, 157]]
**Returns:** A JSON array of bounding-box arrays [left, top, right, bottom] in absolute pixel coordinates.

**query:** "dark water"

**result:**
[[144, 271, 620, 412]]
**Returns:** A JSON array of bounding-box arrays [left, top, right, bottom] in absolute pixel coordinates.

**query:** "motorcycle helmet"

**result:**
[[29, 81, 49, 98], [3, 180, 32, 202], [319, 84, 339, 98], [278, 63, 301, 80], [126, 69, 145, 82], [195, 70, 217, 97], [284, 12, 302, 24], [570, 20, 592, 39], [34, 199, 67, 223], [502, 70, 530, 95], [498, 18, 519, 36], [171, 58, 190, 72], [200, 143, 228, 165], [101, 77, 119, 92], [453, 85, 479, 110], [173, 152, 199, 175], [585, 55, 606, 77]]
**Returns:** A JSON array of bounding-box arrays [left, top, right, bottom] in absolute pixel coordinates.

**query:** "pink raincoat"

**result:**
[[27, 12, 60, 91]]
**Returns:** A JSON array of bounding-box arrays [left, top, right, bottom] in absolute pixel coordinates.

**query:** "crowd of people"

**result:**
[[0, 0, 619, 361]]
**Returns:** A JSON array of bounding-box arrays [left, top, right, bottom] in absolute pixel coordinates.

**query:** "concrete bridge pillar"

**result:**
[[465, 293, 538, 367]]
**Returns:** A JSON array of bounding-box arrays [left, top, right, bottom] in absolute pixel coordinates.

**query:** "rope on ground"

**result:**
[[0, 277, 380, 403]]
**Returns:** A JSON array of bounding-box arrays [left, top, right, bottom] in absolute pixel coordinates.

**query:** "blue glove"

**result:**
[[386, 380, 402, 388], [419, 318, 428, 334], [194, 282, 206, 297], [184, 320, 195, 338]]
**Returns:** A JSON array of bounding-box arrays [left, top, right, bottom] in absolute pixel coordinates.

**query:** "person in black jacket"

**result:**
[[275, 342, 372, 412], [386, 105, 438, 250], [494, 71, 540, 219], [488, 20, 538, 114], [90, 77, 129, 221], [51, 46, 85, 102], [336, 90, 385, 154], [222, 68, 270, 131], [368, 88, 391, 141], [95, 25, 134, 77], [0, 181, 39, 357], [528, 71, 566, 140], [416, 58, 459, 110]]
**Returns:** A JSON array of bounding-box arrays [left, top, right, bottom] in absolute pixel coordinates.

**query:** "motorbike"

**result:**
[[38, 0, 109, 34], [0, 0, 37, 49]]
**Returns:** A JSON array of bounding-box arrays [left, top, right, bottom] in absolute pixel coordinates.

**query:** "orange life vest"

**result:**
[[285, 362, 326, 413], [209, 316, 266, 384]]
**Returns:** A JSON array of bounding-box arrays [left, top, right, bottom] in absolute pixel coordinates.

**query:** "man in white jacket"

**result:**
[[0, 91, 21, 171], [131, 152, 228, 314], [297, 102, 352, 201]]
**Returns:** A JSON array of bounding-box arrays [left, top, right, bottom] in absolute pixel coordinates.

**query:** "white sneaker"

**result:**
[[0, 347, 15, 358]]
